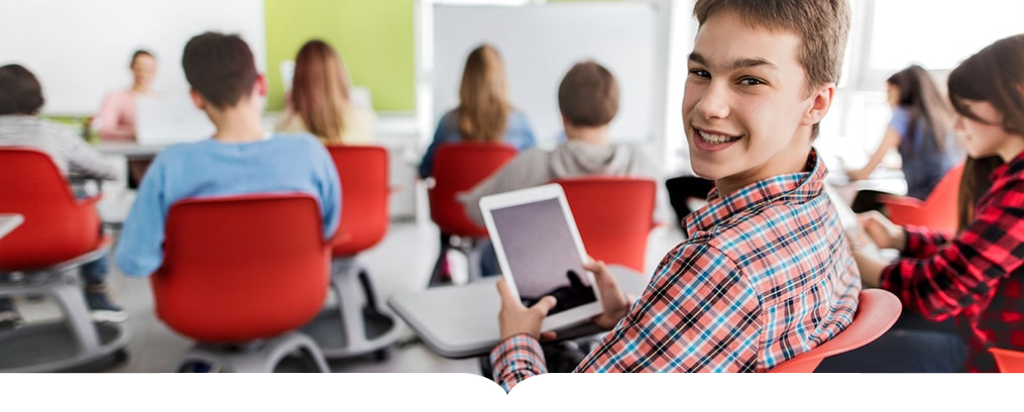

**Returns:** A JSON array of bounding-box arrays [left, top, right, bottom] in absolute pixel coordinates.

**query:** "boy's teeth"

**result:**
[[699, 130, 737, 144]]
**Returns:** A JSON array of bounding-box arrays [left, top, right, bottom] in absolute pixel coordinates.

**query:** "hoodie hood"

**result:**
[[549, 140, 649, 178]]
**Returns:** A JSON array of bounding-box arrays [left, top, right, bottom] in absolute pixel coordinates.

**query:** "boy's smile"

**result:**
[[683, 11, 834, 196]]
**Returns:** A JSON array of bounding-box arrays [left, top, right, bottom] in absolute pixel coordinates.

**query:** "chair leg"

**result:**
[[48, 273, 100, 352], [428, 233, 453, 287]]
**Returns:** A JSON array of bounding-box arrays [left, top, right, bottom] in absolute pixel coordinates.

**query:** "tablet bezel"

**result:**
[[479, 183, 604, 332]]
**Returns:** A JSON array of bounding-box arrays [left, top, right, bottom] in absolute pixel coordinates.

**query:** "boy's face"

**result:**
[[683, 11, 832, 192]]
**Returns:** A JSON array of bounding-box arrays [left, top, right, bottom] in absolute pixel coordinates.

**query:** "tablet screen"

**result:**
[[488, 197, 596, 315]]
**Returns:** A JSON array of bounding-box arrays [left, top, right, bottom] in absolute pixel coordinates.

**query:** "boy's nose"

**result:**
[[695, 85, 730, 119]]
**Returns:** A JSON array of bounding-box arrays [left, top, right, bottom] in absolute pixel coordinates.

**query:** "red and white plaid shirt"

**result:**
[[881, 150, 1024, 372], [490, 150, 861, 391]]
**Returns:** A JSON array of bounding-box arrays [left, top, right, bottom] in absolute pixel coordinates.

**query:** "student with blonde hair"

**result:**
[[418, 44, 536, 178], [277, 39, 376, 145]]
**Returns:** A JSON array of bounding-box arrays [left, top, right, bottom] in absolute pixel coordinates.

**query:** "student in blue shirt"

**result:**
[[115, 32, 341, 277], [846, 65, 962, 211], [418, 44, 536, 179]]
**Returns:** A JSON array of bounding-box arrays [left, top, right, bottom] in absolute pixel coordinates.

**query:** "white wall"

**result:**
[[0, 0, 266, 116], [424, 2, 661, 148]]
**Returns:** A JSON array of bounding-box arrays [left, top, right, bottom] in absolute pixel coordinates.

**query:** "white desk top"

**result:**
[[0, 214, 24, 240], [387, 265, 652, 359]]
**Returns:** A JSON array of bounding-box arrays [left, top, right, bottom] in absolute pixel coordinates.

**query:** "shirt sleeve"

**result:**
[[418, 114, 454, 179], [888, 107, 912, 139], [900, 224, 950, 259], [316, 143, 342, 240], [61, 130, 117, 180], [114, 153, 168, 277], [510, 112, 537, 152], [577, 242, 761, 373], [880, 189, 1024, 321], [489, 334, 548, 393]]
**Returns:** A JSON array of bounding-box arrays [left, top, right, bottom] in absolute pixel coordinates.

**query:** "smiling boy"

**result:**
[[491, 0, 861, 391]]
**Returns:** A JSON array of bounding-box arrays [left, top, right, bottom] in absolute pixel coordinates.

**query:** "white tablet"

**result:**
[[479, 184, 604, 332]]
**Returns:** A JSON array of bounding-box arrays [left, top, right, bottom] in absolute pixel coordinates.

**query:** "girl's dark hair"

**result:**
[[947, 34, 1024, 137], [0, 64, 45, 115], [886, 65, 954, 154], [957, 155, 1004, 233]]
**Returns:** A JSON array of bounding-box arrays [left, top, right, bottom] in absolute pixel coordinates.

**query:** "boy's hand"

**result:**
[[584, 260, 630, 330], [496, 278, 557, 340], [857, 211, 906, 251]]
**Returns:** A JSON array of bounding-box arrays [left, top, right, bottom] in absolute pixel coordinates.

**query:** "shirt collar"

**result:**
[[992, 149, 1024, 183], [683, 149, 827, 237]]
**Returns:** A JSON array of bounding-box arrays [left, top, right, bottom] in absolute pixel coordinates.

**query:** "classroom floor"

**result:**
[[10, 188, 684, 374]]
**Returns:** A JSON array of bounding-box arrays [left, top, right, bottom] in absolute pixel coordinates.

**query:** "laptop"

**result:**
[[135, 94, 216, 146]]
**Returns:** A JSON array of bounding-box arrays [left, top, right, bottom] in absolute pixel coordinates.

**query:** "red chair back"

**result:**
[[554, 177, 656, 273], [880, 162, 964, 237], [428, 143, 517, 237], [990, 347, 1024, 372], [326, 146, 389, 257], [0, 148, 104, 270], [151, 194, 330, 343], [769, 289, 901, 373]]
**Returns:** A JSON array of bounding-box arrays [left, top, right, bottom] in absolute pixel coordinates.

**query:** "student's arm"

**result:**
[[60, 125, 117, 180], [573, 243, 760, 373], [95, 93, 135, 141], [114, 154, 167, 277], [511, 112, 537, 151], [317, 144, 343, 240], [848, 126, 901, 181], [418, 115, 454, 179], [879, 191, 1024, 322]]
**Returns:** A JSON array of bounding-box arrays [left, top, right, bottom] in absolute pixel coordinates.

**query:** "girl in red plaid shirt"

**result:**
[[848, 34, 1024, 373]]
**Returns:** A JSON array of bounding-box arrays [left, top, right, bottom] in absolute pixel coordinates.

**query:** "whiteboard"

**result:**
[[432, 3, 657, 144], [0, 0, 266, 116]]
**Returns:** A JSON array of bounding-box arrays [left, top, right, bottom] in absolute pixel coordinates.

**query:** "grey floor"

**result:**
[[11, 187, 685, 374]]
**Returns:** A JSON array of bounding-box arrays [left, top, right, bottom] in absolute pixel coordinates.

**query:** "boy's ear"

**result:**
[[256, 73, 268, 97], [188, 89, 206, 111], [804, 82, 836, 126]]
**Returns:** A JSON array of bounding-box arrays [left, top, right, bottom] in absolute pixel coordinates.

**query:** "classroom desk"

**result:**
[[0, 214, 24, 240], [94, 142, 164, 159], [387, 264, 652, 359], [826, 167, 907, 205]]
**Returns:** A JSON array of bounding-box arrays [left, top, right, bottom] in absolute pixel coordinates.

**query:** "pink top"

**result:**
[[94, 90, 137, 142]]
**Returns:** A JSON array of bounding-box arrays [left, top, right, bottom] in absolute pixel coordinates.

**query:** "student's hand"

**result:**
[[857, 211, 907, 251], [846, 167, 870, 181], [585, 260, 630, 330], [496, 278, 557, 340], [851, 248, 887, 288]]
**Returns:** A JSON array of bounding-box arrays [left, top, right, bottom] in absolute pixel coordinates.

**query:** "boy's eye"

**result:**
[[688, 69, 710, 78], [739, 77, 765, 86]]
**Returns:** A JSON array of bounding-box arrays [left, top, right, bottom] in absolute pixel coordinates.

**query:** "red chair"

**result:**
[[426, 142, 517, 286], [553, 177, 658, 273], [879, 163, 964, 238], [299, 146, 403, 360], [989, 347, 1024, 372], [153, 194, 331, 372], [769, 289, 901, 373], [0, 148, 128, 372]]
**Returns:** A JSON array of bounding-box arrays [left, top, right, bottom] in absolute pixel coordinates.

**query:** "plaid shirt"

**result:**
[[491, 150, 861, 391], [881, 150, 1024, 373]]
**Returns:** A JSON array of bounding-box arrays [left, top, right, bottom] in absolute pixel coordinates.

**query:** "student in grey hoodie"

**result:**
[[459, 61, 659, 227]]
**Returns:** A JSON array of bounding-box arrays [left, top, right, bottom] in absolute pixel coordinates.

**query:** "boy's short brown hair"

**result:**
[[182, 32, 258, 109], [0, 64, 44, 115], [694, 0, 850, 90], [558, 61, 619, 127]]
